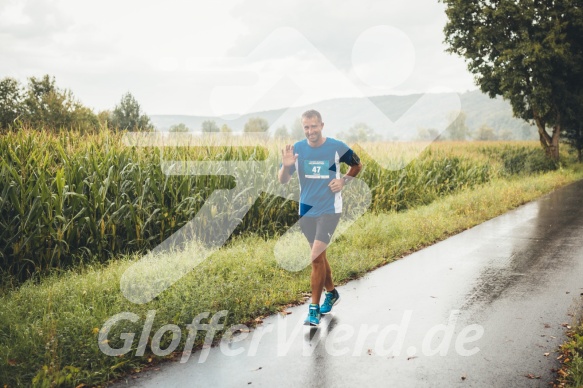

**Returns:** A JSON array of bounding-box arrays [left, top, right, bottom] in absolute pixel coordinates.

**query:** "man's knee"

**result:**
[[311, 242, 328, 263], [311, 254, 326, 265]]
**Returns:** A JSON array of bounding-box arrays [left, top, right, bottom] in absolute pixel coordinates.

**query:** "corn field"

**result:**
[[0, 130, 557, 281]]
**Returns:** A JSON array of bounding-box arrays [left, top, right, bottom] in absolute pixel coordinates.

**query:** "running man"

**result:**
[[278, 109, 363, 326]]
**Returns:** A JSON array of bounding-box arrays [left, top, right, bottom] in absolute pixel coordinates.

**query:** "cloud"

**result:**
[[227, 0, 475, 96], [0, 0, 475, 115], [229, 0, 445, 67], [0, 0, 73, 39]]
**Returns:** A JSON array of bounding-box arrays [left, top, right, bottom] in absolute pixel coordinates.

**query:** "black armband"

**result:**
[[347, 152, 361, 167]]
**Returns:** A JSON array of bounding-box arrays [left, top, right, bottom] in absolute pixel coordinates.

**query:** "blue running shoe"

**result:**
[[304, 304, 321, 326], [320, 289, 340, 315]]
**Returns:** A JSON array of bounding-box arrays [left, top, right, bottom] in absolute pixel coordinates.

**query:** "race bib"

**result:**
[[304, 160, 330, 179]]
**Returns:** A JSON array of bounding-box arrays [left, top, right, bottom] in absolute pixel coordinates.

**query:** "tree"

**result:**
[[0, 77, 23, 129], [70, 104, 99, 131], [110, 92, 153, 131], [97, 110, 112, 128], [561, 34, 583, 161], [416, 127, 440, 141], [201, 120, 219, 133], [562, 90, 583, 161], [243, 117, 269, 133], [274, 125, 289, 139], [563, 126, 583, 162], [220, 124, 232, 133], [18, 75, 98, 131], [441, 0, 583, 160], [340, 122, 381, 143], [23, 75, 67, 128], [499, 129, 514, 141], [475, 124, 497, 141], [2, 74, 99, 131], [169, 123, 189, 132], [446, 111, 469, 141]]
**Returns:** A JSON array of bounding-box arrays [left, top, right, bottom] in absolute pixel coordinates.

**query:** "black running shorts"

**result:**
[[299, 213, 341, 245]]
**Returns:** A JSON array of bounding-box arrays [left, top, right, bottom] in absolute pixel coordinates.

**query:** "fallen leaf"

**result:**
[[544, 323, 551, 328], [461, 375, 466, 381], [8, 359, 17, 366], [407, 356, 417, 360], [367, 349, 373, 355], [544, 353, 550, 357], [524, 374, 541, 379]]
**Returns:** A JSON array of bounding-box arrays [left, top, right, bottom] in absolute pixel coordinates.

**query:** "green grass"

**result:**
[[1, 166, 582, 387], [558, 319, 583, 387]]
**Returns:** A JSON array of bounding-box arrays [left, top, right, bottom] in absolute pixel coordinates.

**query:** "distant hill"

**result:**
[[150, 90, 538, 140]]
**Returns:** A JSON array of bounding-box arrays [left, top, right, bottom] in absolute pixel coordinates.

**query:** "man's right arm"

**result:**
[[279, 144, 298, 184], [278, 165, 293, 184]]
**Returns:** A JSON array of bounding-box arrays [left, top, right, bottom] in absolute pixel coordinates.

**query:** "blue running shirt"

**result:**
[[288, 137, 356, 217]]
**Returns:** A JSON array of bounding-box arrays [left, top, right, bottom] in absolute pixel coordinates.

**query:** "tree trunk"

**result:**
[[549, 124, 560, 161], [534, 118, 560, 161], [578, 148, 582, 163]]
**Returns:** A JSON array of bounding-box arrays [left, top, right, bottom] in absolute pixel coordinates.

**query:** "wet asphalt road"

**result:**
[[112, 180, 583, 388]]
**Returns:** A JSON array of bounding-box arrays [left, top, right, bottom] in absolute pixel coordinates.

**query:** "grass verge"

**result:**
[[1, 167, 583, 387], [556, 318, 583, 387]]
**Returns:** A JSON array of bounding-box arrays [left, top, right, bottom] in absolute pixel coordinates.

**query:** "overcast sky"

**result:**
[[0, 0, 477, 116]]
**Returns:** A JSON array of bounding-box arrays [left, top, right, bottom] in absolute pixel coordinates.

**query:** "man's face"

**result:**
[[302, 116, 324, 144]]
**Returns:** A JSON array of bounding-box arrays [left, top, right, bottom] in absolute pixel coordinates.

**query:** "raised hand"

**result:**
[[281, 144, 298, 167]]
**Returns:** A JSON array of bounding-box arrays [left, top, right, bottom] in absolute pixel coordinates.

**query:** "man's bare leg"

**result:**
[[323, 250, 335, 292], [310, 240, 332, 305]]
